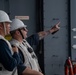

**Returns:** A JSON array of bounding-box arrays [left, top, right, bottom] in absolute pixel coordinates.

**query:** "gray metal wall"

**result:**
[[71, 0, 76, 61], [9, 0, 36, 36], [44, 0, 69, 75], [0, 0, 36, 36]]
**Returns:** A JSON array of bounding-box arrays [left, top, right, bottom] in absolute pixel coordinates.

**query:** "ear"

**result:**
[[15, 30, 20, 35]]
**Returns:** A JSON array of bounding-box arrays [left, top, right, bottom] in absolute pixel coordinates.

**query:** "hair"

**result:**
[[10, 30, 16, 38]]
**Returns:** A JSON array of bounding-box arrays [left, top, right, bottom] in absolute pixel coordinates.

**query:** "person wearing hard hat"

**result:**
[[10, 19, 60, 75], [10, 19, 44, 75], [0, 10, 21, 75]]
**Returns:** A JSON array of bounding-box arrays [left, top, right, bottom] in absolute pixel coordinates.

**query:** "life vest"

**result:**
[[10, 39, 41, 72], [64, 57, 74, 75], [0, 35, 17, 75]]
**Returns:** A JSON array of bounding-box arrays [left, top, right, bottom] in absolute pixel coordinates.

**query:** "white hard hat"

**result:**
[[0, 10, 11, 23], [10, 19, 27, 31]]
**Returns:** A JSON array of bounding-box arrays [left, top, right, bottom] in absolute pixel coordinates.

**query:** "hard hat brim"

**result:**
[[7, 20, 12, 23], [0, 20, 12, 23]]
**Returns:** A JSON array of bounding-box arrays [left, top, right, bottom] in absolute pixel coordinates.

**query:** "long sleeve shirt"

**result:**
[[0, 39, 21, 71], [26, 33, 39, 48]]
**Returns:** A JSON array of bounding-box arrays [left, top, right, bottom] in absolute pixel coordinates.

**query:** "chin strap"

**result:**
[[3, 23, 6, 35], [18, 29, 24, 39]]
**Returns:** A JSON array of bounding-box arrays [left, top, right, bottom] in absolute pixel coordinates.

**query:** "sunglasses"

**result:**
[[21, 27, 28, 31]]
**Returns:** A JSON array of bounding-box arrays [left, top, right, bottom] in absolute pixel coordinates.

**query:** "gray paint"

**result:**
[[0, 0, 36, 36], [71, 0, 76, 61], [44, 0, 69, 75], [9, 0, 36, 36]]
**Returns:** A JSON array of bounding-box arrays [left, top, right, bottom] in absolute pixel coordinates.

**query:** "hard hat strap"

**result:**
[[3, 23, 6, 35], [18, 29, 24, 39]]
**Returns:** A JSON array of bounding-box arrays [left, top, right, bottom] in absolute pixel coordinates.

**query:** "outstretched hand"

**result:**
[[38, 22, 60, 40], [50, 22, 60, 34]]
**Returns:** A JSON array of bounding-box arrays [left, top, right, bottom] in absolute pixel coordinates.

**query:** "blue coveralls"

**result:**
[[0, 39, 21, 71]]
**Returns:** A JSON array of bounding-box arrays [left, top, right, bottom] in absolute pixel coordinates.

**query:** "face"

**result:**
[[20, 27, 28, 39], [0, 22, 10, 36]]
